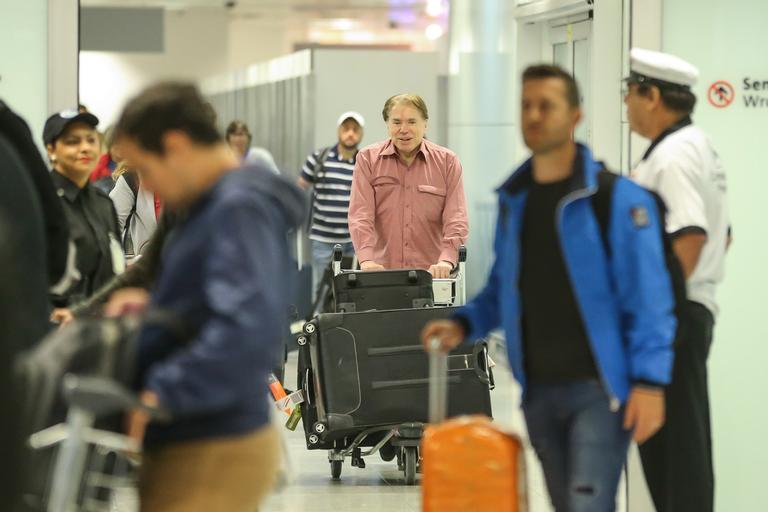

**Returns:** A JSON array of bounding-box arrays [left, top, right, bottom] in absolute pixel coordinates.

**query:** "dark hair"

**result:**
[[636, 82, 697, 115], [522, 65, 581, 108], [115, 82, 221, 154], [225, 120, 252, 145]]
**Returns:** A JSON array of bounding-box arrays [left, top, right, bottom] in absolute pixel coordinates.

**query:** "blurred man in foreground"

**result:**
[[114, 82, 304, 512]]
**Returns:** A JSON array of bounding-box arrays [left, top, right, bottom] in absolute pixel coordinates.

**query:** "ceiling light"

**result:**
[[330, 18, 356, 31], [343, 31, 375, 43], [425, 23, 444, 40], [426, 0, 444, 17]]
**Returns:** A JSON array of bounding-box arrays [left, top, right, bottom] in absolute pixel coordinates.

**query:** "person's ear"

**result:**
[[46, 143, 56, 163], [573, 106, 583, 126], [648, 86, 663, 111], [161, 130, 191, 158]]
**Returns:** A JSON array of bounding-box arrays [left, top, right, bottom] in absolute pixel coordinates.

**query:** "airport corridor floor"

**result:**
[[261, 348, 553, 512], [109, 346, 553, 512]]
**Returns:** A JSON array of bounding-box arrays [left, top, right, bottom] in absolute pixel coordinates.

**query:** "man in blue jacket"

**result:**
[[113, 82, 305, 512], [422, 65, 676, 512]]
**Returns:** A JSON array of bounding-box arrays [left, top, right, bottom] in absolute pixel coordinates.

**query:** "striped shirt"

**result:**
[[301, 145, 356, 243]]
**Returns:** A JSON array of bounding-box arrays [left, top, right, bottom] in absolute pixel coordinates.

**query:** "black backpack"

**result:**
[[591, 169, 687, 338]]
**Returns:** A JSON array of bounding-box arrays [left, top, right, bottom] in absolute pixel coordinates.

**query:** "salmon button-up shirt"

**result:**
[[348, 138, 469, 270]]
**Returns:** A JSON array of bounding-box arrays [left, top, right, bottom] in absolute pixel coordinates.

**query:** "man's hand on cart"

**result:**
[[360, 260, 385, 271], [428, 261, 453, 279], [104, 287, 150, 317], [126, 390, 160, 444], [50, 308, 75, 328], [421, 320, 465, 353]]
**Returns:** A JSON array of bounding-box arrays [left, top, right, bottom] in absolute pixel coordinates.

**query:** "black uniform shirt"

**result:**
[[519, 162, 599, 384], [50, 170, 119, 307]]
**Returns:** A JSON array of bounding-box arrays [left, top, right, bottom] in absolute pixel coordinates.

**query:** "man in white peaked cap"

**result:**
[[624, 47, 730, 512]]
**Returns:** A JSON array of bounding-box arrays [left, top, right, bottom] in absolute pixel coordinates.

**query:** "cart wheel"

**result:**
[[297, 335, 308, 346], [403, 446, 418, 485], [303, 322, 316, 335], [330, 460, 342, 480]]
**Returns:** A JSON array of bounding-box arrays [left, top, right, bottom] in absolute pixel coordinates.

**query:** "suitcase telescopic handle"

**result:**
[[332, 244, 343, 276], [428, 338, 449, 424], [473, 342, 492, 386]]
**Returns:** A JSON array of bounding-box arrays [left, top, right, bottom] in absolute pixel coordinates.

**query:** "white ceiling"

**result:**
[[79, 0, 419, 12], [79, 0, 445, 47]]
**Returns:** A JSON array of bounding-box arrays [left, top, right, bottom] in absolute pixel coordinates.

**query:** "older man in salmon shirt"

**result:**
[[348, 93, 469, 278]]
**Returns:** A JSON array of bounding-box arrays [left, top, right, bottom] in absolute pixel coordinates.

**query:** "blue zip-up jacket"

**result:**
[[136, 165, 305, 447], [456, 145, 676, 404]]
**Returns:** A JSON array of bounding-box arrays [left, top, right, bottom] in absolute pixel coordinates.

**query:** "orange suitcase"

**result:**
[[422, 340, 527, 512]]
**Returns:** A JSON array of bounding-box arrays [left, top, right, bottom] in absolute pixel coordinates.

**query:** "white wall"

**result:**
[[228, 17, 301, 69], [80, 8, 230, 127], [661, 0, 768, 509], [0, 1, 49, 141], [0, 0, 78, 147], [313, 50, 441, 148]]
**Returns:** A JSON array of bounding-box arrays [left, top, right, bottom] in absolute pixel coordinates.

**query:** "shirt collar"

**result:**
[[378, 138, 430, 160], [50, 170, 85, 202], [642, 115, 693, 161]]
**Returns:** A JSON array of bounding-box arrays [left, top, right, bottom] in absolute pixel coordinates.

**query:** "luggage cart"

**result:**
[[28, 375, 169, 512], [298, 245, 493, 485]]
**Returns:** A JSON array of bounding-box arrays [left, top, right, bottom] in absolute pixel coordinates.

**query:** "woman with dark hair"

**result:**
[[224, 120, 279, 173], [43, 110, 122, 310]]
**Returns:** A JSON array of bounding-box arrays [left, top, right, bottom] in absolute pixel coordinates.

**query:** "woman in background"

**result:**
[[44, 110, 121, 309], [110, 162, 160, 264], [225, 120, 280, 173]]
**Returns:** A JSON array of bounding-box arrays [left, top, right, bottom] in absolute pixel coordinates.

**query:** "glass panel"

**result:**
[[553, 43, 569, 69], [573, 38, 591, 144]]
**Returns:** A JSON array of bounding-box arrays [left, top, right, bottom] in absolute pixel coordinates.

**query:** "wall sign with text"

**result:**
[[708, 78, 768, 109]]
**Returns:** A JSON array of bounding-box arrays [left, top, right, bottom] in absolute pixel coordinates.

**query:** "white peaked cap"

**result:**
[[630, 48, 700, 87]]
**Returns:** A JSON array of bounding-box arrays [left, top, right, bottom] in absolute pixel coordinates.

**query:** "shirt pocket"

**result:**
[[372, 176, 401, 215], [417, 185, 447, 222]]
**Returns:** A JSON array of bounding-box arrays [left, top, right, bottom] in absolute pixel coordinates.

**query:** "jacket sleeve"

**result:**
[[610, 182, 677, 386], [144, 201, 283, 416], [452, 203, 504, 341], [439, 154, 469, 266], [348, 149, 378, 264]]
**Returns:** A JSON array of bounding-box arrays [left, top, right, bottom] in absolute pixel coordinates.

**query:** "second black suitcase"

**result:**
[[332, 269, 434, 312], [297, 307, 492, 447]]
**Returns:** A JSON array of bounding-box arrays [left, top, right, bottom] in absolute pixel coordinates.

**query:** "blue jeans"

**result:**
[[523, 380, 631, 512], [311, 240, 354, 296]]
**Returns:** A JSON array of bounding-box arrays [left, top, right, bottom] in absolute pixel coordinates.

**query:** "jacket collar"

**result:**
[[499, 143, 599, 197], [642, 115, 692, 161], [51, 170, 86, 203]]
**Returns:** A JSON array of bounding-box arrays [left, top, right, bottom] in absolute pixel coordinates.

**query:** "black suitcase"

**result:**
[[297, 307, 492, 449], [332, 269, 434, 312]]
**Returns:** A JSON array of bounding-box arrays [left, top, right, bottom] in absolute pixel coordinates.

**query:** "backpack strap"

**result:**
[[307, 147, 333, 231], [591, 168, 688, 314], [591, 167, 619, 256]]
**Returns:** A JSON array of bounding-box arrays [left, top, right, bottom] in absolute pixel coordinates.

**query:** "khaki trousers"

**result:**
[[139, 426, 280, 512]]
